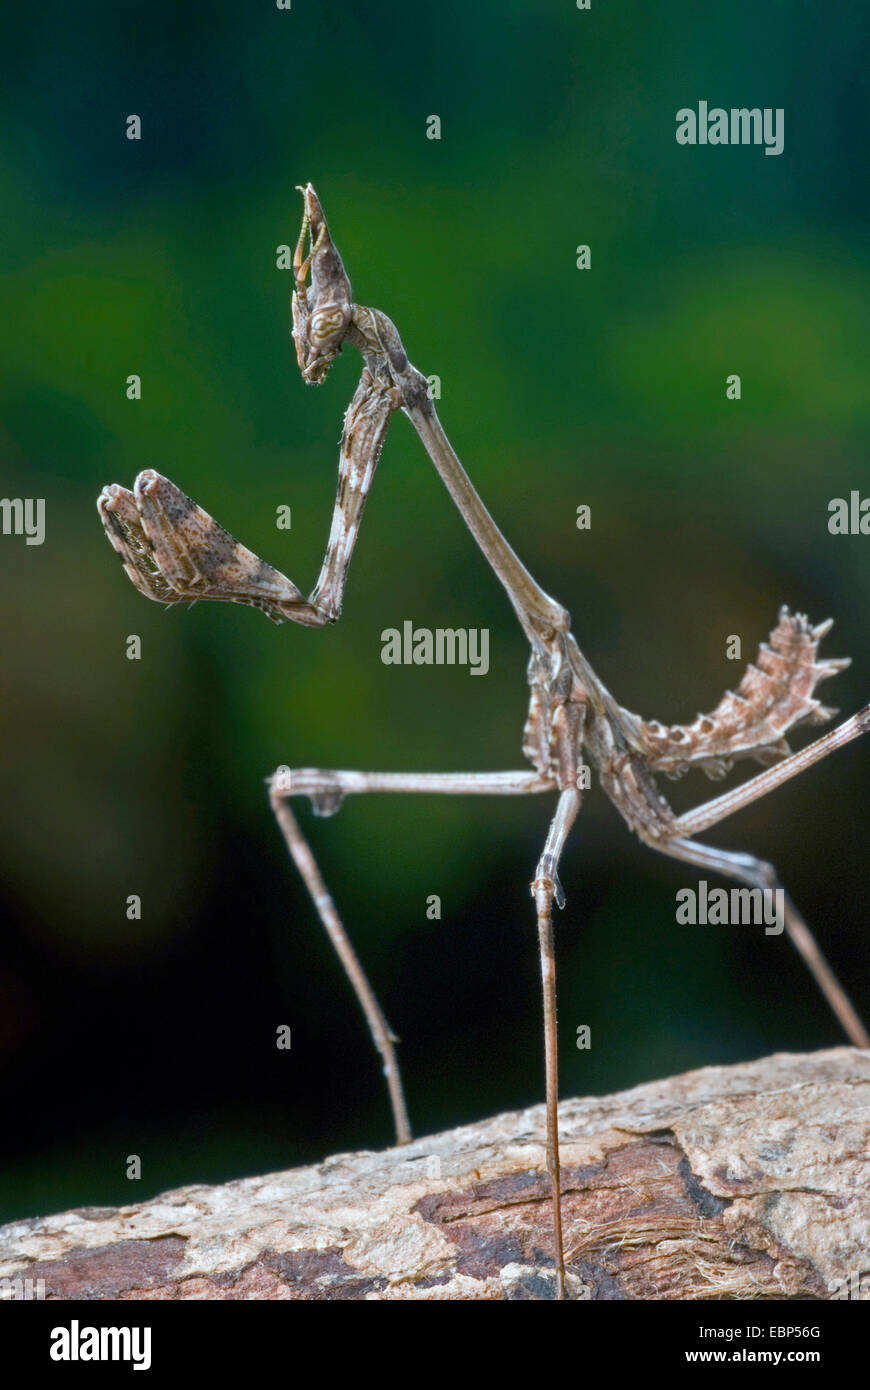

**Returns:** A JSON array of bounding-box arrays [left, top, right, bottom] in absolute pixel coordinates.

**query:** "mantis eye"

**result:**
[[311, 306, 348, 345]]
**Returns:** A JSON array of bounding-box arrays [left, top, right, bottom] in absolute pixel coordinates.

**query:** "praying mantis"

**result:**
[[97, 184, 870, 1300]]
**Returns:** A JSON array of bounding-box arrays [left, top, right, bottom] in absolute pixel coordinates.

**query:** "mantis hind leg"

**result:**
[[647, 834, 868, 1048]]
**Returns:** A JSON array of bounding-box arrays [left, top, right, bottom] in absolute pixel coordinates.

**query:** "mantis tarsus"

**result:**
[[98, 184, 870, 1300]]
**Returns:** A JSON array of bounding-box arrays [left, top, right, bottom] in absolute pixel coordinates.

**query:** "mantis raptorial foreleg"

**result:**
[[99, 470, 310, 622], [97, 367, 396, 628]]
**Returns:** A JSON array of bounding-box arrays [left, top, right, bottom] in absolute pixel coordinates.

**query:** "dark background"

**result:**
[[2, 0, 869, 1223]]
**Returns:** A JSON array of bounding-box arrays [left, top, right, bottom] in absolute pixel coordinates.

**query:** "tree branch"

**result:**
[[2, 1048, 867, 1300]]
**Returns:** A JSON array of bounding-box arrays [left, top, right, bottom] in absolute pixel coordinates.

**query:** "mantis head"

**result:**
[[291, 184, 354, 384]]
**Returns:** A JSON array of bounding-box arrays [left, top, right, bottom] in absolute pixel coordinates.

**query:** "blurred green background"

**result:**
[[1, 0, 869, 1224]]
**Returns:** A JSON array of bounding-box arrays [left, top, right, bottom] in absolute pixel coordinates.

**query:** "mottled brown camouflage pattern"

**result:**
[[636, 607, 849, 780]]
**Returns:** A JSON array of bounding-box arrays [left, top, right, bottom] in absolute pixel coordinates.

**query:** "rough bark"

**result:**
[[2, 1048, 867, 1300]]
